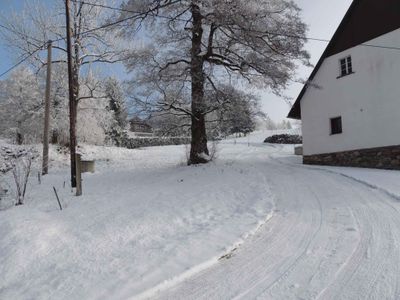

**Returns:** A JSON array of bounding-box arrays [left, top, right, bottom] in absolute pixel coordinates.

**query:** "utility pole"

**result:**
[[65, 0, 77, 188], [42, 40, 52, 175]]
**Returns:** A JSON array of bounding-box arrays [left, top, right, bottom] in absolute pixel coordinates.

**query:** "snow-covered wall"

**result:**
[[301, 28, 400, 155]]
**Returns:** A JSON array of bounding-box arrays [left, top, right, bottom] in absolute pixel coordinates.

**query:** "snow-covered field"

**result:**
[[2, 131, 400, 300]]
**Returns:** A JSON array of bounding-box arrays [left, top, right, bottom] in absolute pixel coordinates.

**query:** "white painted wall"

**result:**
[[301, 28, 400, 155]]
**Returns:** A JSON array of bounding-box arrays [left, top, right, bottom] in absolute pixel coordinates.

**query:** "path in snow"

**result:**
[[152, 144, 400, 300]]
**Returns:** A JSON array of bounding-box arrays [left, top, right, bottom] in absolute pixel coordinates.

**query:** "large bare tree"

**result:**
[[117, 0, 310, 164]]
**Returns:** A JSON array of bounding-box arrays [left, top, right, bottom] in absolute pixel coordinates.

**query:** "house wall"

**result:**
[[301, 28, 400, 156]]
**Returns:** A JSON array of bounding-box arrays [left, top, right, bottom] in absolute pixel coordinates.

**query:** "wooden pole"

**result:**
[[75, 154, 82, 196], [65, 0, 77, 188], [42, 40, 52, 175]]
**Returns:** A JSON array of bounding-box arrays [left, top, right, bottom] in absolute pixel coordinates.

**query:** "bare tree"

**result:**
[[116, 0, 310, 164], [0, 0, 127, 118]]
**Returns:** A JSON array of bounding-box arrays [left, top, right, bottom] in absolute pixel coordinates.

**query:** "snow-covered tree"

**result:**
[[283, 120, 293, 130], [104, 77, 129, 145], [264, 116, 278, 130], [0, 67, 114, 146], [0, 68, 43, 144], [116, 0, 309, 164], [105, 77, 128, 129], [149, 112, 191, 137], [76, 72, 115, 145], [41, 65, 114, 145], [41, 64, 70, 145], [212, 86, 261, 137], [0, 0, 127, 143]]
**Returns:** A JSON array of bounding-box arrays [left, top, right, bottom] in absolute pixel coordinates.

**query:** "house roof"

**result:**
[[288, 0, 400, 119]]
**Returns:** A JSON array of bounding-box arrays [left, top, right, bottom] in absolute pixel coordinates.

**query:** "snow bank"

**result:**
[[273, 146, 400, 201], [320, 166, 400, 200]]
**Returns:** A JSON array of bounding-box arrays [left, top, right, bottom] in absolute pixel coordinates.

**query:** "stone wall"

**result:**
[[122, 137, 191, 149], [303, 145, 400, 170]]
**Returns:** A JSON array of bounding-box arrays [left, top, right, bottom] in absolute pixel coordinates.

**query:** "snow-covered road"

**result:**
[[153, 143, 400, 300]]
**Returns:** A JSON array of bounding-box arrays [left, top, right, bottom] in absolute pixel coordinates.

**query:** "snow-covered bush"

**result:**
[[264, 134, 302, 144], [122, 137, 191, 149], [0, 145, 38, 174], [0, 142, 38, 206]]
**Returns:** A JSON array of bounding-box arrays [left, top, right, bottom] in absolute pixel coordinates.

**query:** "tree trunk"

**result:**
[[188, 3, 209, 165], [16, 122, 23, 145], [16, 132, 23, 145], [51, 129, 59, 144]]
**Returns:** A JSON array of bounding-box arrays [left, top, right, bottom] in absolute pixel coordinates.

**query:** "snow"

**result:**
[[0, 134, 275, 300], [2, 130, 400, 300], [275, 149, 400, 200], [318, 167, 400, 200]]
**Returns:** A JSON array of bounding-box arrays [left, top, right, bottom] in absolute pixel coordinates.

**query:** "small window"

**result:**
[[330, 117, 342, 135], [339, 56, 353, 77]]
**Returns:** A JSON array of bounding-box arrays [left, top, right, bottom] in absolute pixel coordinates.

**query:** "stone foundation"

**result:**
[[304, 145, 400, 170]]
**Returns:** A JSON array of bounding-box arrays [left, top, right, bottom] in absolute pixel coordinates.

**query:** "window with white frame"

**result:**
[[339, 56, 353, 77]]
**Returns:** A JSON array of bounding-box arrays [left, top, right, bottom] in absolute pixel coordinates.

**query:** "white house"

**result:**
[[288, 0, 400, 170]]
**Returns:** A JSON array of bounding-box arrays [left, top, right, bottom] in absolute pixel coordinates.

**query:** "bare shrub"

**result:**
[[12, 155, 33, 206], [208, 140, 219, 162]]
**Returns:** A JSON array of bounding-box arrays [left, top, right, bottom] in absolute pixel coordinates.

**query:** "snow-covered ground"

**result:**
[[2, 131, 400, 300]]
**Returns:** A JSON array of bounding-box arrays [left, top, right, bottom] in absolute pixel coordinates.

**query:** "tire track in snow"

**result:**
[[225, 153, 325, 299], [153, 155, 333, 299], [279, 163, 400, 300], [233, 186, 324, 300], [153, 147, 400, 300], [270, 154, 400, 299]]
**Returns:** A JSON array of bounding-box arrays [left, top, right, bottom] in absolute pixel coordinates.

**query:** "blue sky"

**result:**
[[0, 0, 56, 73], [0, 0, 25, 11], [0, 0, 353, 121], [0, 0, 127, 78], [0, 0, 26, 74]]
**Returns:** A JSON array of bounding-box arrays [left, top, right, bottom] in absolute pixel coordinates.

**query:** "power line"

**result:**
[[0, 24, 43, 45], [0, 0, 185, 78], [70, 0, 400, 52], [0, 56, 29, 78], [0, 47, 45, 78], [2, 1, 400, 79], [71, 0, 188, 22]]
